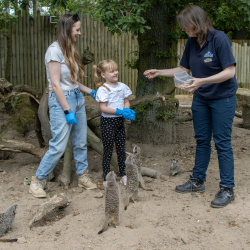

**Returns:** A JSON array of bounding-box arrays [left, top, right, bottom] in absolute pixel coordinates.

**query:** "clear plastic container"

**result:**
[[174, 71, 194, 90]]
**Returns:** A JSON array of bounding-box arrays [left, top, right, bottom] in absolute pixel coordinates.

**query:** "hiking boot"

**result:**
[[29, 176, 47, 198], [175, 175, 205, 193], [78, 171, 97, 190], [211, 185, 235, 208], [120, 175, 127, 186]]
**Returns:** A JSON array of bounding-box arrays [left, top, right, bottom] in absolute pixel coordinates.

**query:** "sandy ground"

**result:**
[[0, 95, 250, 250]]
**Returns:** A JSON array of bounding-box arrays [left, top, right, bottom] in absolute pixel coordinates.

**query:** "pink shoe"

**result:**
[[120, 175, 127, 186], [103, 181, 107, 188]]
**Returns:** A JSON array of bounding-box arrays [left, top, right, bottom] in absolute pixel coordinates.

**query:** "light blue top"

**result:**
[[96, 82, 132, 117]]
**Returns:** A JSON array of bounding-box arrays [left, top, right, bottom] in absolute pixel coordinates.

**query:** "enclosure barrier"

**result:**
[[0, 11, 249, 95]]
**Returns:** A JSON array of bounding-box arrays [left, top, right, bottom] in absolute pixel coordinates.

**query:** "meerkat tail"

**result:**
[[98, 217, 113, 234], [0, 238, 18, 242], [124, 194, 130, 210]]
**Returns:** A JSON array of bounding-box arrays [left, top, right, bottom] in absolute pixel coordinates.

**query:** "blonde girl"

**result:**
[[93, 60, 135, 187]]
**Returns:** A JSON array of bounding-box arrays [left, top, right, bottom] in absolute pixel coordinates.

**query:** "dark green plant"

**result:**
[[131, 101, 154, 125], [238, 82, 245, 88]]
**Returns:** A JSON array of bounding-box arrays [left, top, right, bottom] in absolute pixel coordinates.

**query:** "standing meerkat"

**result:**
[[132, 146, 153, 191], [98, 171, 120, 234], [124, 154, 139, 210], [169, 158, 183, 176], [0, 205, 17, 237]]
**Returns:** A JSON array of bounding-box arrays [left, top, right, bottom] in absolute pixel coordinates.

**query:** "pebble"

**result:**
[[94, 192, 103, 198]]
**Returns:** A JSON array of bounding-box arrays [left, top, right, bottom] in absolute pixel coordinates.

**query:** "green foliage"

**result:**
[[156, 104, 178, 121], [4, 97, 22, 112], [131, 101, 154, 125], [0, 11, 17, 34], [142, 39, 155, 46], [125, 48, 139, 69], [98, 0, 152, 34], [156, 48, 176, 59], [238, 82, 245, 88]]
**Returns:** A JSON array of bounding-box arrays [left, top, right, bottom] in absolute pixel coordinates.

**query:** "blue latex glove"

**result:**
[[115, 108, 135, 121], [65, 110, 77, 124], [123, 108, 135, 121], [89, 89, 97, 100]]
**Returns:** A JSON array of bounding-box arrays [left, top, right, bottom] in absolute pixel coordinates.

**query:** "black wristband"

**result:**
[[64, 109, 71, 114]]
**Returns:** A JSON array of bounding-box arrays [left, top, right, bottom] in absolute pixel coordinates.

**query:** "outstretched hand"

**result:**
[[144, 69, 159, 79], [184, 78, 204, 92]]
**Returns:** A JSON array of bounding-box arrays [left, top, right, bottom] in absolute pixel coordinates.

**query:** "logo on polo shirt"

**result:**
[[204, 51, 213, 57]]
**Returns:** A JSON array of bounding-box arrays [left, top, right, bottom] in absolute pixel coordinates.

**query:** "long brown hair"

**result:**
[[56, 14, 85, 83], [93, 60, 118, 91], [177, 5, 214, 46]]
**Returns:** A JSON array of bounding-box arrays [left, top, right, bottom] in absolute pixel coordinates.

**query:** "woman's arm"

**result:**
[[49, 61, 70, 111], [185, 64, 236, 92], [78, 82, 92, 94], [144, 66, 190, 79], [124, 98, 130, 109], [99, 102, 116, 115]]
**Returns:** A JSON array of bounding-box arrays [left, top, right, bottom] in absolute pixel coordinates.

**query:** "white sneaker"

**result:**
[[120, 175, 127, 186], [103, 181, 107, 188]]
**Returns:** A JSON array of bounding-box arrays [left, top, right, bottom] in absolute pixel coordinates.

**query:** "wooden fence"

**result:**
[[0, 11, 250, 95], [0, 11, 138, 94]]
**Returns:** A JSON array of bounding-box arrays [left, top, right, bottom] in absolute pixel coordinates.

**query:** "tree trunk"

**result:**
[[127, 0, 178, 144], [5, 23, 12, 82]]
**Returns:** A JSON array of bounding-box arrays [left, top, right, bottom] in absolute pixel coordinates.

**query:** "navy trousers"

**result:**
[[191, 94, 236, 188]]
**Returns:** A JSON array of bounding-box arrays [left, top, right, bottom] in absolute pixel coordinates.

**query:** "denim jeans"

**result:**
[[36, 88, 88, 179], [191, 94, 236, 188]]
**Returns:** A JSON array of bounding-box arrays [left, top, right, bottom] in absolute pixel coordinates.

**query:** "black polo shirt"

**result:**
[[180, 30, 238, 100]]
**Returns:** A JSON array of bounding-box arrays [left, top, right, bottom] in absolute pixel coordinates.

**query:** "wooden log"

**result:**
[[58, 138, 73, 189], [38, 89, 52, 144], [0, 137, 45, 159]]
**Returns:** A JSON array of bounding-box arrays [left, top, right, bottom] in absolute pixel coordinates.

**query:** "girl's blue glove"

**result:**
[[89, 89, 97, 100], [66, 110, 77, 124], [115, 108, 135, 121]]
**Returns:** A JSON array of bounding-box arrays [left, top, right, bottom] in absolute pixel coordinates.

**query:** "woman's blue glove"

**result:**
[[65, 110, 77, 124], [115, 108, 135, 121], [89, 89, 97, 100]]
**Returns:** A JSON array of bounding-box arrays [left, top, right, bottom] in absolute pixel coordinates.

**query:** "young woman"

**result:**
[[93, 59, 135, 187], [29, 14, 97, 198], [144, 5, 237, 208]]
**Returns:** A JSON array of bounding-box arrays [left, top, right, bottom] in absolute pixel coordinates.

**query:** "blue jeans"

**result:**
[[191, 94, 236, 188], [36, 88, 88, 179]]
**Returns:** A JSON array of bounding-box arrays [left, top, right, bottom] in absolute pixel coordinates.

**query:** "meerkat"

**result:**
[[0, 205, 17, 238], [169, 158, 183, 176], [124, 154, 139, 210], [98, 171, 120, 234], [132, 146, 153, 191]]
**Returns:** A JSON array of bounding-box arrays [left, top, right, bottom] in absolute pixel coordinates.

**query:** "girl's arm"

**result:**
[[185, 64, 235, 92], [99, 102, 116, 115], [49, 61, 70, 111], [124, 98, 130, 109], [78, 82, 92, 94], [144, 66, 190, 79]]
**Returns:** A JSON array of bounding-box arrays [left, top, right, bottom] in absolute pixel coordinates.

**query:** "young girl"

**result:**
[[94, 60, 135, 187]]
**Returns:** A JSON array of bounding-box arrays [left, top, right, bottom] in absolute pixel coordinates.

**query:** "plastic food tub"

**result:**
[[174, 71, 194, 90]]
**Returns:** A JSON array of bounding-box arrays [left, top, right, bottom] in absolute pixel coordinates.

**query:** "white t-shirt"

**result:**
[[96, 82, 132, 117], [45, 41, 79, 91]]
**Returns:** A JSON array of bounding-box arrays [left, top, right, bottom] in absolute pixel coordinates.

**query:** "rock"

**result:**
[[94, 192, 104, 198], [17, 237, 27, 244], [29, 193, 68, 228]]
